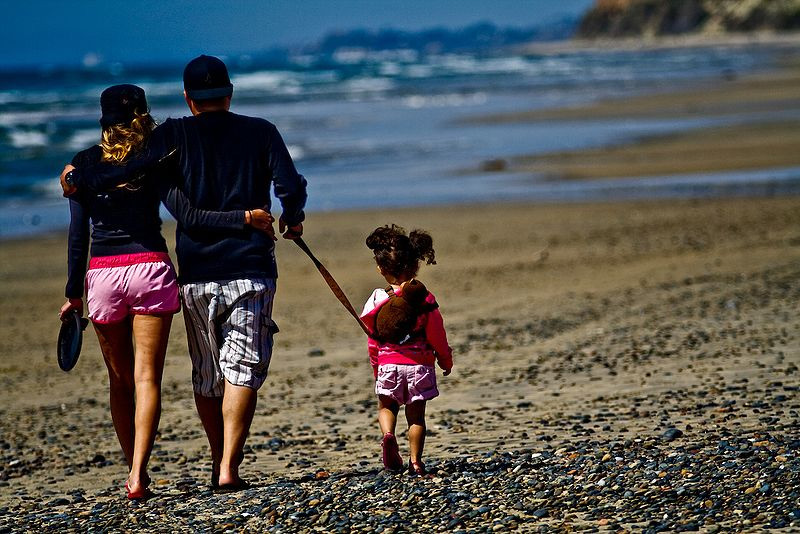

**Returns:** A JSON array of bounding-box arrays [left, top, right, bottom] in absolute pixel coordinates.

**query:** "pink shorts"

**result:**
[[375, 364, 439, 405], [86, 252, 180, 324]]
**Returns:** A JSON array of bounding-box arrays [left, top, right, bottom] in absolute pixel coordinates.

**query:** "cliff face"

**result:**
[[577, 0, 800, 38]]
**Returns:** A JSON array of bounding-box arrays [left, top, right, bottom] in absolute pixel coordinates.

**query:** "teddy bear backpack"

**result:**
[[375, 279, 438, 344]]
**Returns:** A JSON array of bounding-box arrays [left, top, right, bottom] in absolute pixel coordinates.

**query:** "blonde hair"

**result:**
[[100, 111, 156, 164]]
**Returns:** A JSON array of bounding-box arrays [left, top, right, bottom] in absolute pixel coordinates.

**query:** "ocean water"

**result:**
[[1, 44, 797, 238]]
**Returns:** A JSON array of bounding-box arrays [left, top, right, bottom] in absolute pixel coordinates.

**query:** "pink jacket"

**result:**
[[360, 287, 453, 378]]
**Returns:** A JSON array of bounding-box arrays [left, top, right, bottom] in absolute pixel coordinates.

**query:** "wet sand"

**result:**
[[463, 63, 800, 180], [1, 196, 799, 531], [512, 120, 800, 180]]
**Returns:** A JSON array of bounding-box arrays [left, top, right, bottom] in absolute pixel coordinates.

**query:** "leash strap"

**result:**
[[293, 238, 372, 337]]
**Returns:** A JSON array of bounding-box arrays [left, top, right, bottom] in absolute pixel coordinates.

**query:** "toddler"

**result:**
[[360, 224, 453, 475]]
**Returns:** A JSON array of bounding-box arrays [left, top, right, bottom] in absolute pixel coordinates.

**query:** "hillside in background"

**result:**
[[304, 19, 579, 56], [577, 0, 800, 38]]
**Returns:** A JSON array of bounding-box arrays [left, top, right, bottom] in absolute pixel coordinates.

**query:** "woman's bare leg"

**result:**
[[93, 319, 135, 467], [405, 400, 427, 464], [127, 314, 171, 494]]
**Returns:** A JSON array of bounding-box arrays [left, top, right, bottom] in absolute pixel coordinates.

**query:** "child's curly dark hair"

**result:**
[[366, 224, 436, 279]]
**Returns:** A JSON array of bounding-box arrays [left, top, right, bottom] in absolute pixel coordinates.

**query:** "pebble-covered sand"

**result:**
[[1, 196, 799, 532]]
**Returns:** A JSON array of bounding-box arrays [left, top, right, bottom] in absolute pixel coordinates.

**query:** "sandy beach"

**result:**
[[1, 192, 799, 531]]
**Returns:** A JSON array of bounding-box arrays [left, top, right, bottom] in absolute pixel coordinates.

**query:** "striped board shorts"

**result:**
[[181, 278, 278, 397]]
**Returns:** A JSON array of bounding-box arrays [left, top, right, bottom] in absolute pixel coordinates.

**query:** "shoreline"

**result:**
[[7, 175, 800, 244], [461, 46, 800, 181]]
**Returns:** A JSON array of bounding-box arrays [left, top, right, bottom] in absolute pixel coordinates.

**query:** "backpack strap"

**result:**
[[385, 285, 437, 311]]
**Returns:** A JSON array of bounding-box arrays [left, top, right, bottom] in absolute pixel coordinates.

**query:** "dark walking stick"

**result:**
[[293, 238, 371, 337]]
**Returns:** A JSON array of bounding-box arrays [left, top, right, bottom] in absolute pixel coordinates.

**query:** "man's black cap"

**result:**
[[100, 84, 148, 128], [183, 54, 233, 100]]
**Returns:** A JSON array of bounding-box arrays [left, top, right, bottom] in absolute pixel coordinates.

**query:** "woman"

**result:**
[[59, 84, 273, 499]]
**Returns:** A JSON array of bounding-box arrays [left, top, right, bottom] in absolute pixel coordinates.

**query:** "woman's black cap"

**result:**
[[183, 54, 233, 101], [100, 84, 147, 128], [100, 84, 148, 128]]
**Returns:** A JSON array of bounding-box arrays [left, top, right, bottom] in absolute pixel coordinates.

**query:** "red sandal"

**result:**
[[408, 460, 426, 476]]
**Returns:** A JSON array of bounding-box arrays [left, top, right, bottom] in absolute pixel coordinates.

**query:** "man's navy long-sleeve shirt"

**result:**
[[71, 111, 308, 284]]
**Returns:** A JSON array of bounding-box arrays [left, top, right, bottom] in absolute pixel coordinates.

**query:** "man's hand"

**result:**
[[59, 298, 84, 322], [246, 209, 277, 241], [60, 164, 77, 197], [443, 368, 452, 376], [279, 217, 303, 240]]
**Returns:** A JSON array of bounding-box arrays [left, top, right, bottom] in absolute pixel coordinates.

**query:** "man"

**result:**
[[61, 55, 307, 490]]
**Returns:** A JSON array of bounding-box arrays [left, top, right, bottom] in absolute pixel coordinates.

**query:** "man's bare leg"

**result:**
[[217, 383, 257, 487], [194, 393, 224, 485]]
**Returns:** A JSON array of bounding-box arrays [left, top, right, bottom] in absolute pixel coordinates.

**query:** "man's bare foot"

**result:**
[[214, 478, 251, 493], [217, 450, 245, 488]]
